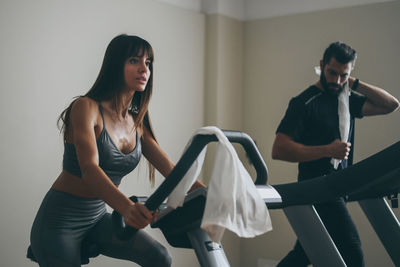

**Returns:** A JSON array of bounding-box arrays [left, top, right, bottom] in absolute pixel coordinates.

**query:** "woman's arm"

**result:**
[[141, 124, 175, 178], [141, 125, 206, 190], [70, 97, 153, 228]]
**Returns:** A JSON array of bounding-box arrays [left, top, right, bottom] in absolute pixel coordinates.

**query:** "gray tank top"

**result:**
[[62, 103, 142, 185]]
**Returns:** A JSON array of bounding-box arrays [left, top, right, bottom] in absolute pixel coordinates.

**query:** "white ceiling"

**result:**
[[156, 0, 396, 20]]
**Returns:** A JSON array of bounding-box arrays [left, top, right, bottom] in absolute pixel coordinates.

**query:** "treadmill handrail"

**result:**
[[145, 130, 268, 211], [273, 140, 400, 207]]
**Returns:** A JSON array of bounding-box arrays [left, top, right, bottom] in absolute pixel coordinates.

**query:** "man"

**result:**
[[272, 42, 399, 267]]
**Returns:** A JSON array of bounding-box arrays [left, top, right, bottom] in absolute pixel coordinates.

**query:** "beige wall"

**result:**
[[0, 0, 204, 266], [205, 14, 244, 130], [204, 13, 244, 267], [242, 1, 400, 266]]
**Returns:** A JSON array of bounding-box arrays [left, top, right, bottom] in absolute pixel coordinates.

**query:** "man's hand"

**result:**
[[328, 139, 351, 160]]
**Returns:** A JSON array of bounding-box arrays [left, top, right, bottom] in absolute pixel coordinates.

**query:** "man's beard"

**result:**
[[320, 71, 345, 97]]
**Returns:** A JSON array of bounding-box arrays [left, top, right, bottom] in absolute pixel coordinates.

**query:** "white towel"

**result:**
[[314, 66, 351, 169], [331, 84, 351, 169], [166, 126, 272, 242]]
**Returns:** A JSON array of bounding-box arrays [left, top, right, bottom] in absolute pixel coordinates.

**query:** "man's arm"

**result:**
[[272, 133, 351, 163], [349, 77, 399, 116]]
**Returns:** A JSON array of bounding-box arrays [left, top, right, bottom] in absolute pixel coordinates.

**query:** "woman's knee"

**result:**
[[151, 245, 172, 267]]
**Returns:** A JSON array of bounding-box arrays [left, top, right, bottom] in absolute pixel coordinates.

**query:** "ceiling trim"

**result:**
[[244, 0, 396, 20], [154, 0, 396, 21]]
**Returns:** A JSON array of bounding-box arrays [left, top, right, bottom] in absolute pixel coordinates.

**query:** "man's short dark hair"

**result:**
[[322, 42, 357, 66]]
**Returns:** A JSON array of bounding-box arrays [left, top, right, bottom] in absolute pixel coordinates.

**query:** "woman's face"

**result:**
[[123, 51, 151, 92]]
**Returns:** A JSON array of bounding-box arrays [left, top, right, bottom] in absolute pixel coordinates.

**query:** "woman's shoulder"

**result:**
[[73, 96, 98, 107], [71, 97, 99, 112], [69, 96, 100, 120]]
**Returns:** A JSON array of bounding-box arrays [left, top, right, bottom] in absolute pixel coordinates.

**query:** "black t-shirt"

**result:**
[[276, 85, 366, 180]]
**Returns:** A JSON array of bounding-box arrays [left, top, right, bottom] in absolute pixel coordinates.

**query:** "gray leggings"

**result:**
[[28, 189, 171, 267]]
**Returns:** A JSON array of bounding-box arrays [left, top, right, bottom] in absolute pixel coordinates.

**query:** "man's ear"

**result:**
[[319, 60, 323, 71]]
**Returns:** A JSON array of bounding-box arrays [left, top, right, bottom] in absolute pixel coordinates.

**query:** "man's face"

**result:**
[[320, 57, 352, 96]]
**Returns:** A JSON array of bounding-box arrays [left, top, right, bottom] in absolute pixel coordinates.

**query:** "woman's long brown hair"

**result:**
[[58, 34, 157, 184]]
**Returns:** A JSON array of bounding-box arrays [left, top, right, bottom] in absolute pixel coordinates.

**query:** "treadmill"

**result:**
[[113, 130, 275, 267], [270, 141, 400, 267], [113, 131, 400, 267]]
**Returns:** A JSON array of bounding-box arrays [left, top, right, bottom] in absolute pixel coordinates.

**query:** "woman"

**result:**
[[27, 34, 203, 267]]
